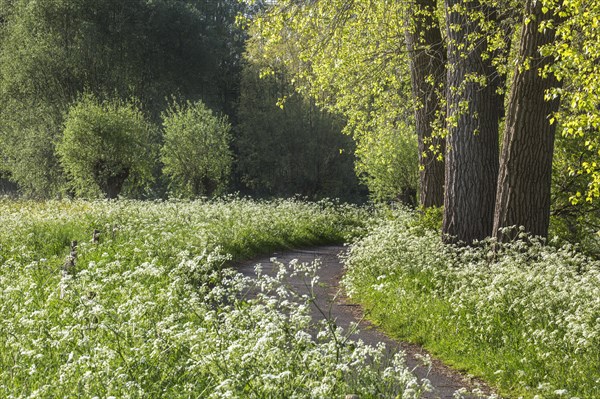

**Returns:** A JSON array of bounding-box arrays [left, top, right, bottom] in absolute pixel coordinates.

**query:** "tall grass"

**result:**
[[343, 208, 600, 399], [0, 197, 368, 264], [0, 198, 428, 398]]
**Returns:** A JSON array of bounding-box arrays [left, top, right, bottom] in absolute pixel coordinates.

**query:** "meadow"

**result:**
[[0, 198, 429, 398], [343, 207, 600, 399], [3, 198, 597, 399]]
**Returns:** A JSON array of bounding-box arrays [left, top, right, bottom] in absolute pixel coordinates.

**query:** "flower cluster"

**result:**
[[0, 198, 425, 398], [343, 210, 600, 399]]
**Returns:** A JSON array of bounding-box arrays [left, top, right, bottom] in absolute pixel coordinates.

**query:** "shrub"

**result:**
[[57, 94, 157, 198], [0, 101, 67, 197], [354, 120, 419, 205], [410, 205, 443, 232], [161, 100, 232, 198]]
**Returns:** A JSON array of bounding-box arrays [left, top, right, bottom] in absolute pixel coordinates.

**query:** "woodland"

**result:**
[[0, 0, 598, 251], [246, 0, 600, 250], [0, 0, 363, 202], [1, 0, 600, 398]]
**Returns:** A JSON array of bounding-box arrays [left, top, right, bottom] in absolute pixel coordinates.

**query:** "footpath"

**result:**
[[237, 245, 494, 399]]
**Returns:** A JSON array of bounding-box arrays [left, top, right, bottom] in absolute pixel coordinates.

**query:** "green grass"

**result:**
[[342, 208, 600, 399], [0, 197, 367, 264], [0, 198, 431, 398]]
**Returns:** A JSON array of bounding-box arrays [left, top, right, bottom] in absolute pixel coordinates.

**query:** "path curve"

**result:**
[[237, 245, 494, 399]]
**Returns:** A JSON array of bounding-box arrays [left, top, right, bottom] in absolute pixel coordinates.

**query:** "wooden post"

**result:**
[[70, 240, 77, 263], [61, 240, 77, 299], [63, 240, 78, 273], [92, 229, 100, 244]]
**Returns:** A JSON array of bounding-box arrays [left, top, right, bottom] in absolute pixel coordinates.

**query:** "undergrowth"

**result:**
[[343, 208, 600, 399]]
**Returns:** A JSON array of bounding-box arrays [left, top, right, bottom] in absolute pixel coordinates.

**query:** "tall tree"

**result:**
[[404, 0, 446, 207], [245, 0, 423, 204], [493, 0, 562, 239], [442, 0, 505, 244]]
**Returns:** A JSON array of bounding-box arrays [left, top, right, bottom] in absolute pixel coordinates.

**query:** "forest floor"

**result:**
[[237, 245, 496, 399]]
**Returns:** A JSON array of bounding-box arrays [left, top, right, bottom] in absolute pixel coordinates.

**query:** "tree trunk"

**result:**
[[94, 160, 129, 199], [104, 168, 129, 199], [404, 0, 446, 208], [442, 0, 504, 244], [493, 0, 562, 240]]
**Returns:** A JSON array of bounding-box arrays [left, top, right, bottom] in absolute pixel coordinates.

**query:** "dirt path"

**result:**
[[237, 245, 493, 399]]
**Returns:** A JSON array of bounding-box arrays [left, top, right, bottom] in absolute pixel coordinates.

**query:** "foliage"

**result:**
[[57, 95, 157, 198], [245, 0, 418, 202], [0, 0, 246, 117], [410, 205, 444, 233], [343, 209, 600, 399], [354, 119, 418, 204], [235, 61, 365, 202], [243, 0, 521, 206], [550, 133, 600, 257], [161, 100, 232, 198], [0, 198, 432, 397], [0, 0, 248, 197], [543, 0, 600, 203]]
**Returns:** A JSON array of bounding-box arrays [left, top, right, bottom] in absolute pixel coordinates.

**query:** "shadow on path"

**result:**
[[237, 245, 495, 399]]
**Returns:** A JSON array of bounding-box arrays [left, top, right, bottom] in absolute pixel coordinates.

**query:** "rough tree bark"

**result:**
[[442, 0, 504, 244], [404, 0, 446, 208], [104, 169, 129, 199], [493, 0, 562, 240], [94, 160, 129, 199]]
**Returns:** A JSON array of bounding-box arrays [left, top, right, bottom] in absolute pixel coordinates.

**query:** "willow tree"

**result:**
[[57, 95, 157, 199], [161, 100, 233, 198]]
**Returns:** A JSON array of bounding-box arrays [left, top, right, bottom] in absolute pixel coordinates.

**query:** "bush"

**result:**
[[161, 100, 232, 198], [57, 94, 157, 198], [410, 205, 443, 232], [354, 120, 418, 205], [0, 101, 67, 197]]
